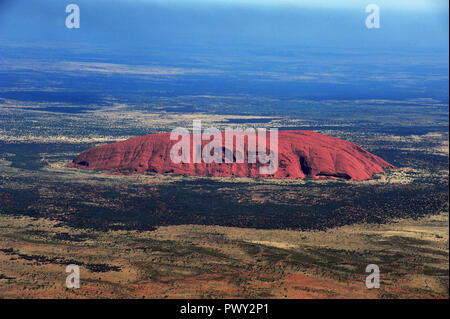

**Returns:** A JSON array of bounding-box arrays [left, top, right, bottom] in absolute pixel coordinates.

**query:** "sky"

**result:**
[[140, 0, 448, 11], [0, 0, 448, 51]]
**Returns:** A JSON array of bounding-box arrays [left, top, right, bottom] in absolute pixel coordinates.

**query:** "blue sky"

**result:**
[[0, 0, 448, 51], [143, 0, 448, 11]]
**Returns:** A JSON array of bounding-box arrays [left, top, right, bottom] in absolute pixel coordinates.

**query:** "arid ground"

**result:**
[[0, 210, 448, 298]]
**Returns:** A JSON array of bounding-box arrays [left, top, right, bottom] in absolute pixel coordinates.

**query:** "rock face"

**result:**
[[68, 130, 394, 181]]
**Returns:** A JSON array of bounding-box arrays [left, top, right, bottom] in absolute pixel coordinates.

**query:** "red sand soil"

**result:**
[[67, 130, 394, 181]]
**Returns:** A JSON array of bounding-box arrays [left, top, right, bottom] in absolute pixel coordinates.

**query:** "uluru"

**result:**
[[68, 130, 394, 181]]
